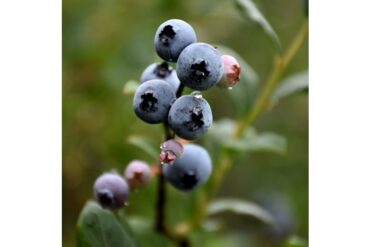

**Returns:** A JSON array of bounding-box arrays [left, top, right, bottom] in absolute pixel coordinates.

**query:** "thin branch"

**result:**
[[154, 82, 191, 247], [176, 83, 185, 98], [234, 20, 308, 137]]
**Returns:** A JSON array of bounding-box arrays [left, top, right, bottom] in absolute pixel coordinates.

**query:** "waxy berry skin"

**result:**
[[140, 62, 180, 92], [133, 79, 176, 124], [124, 160, 152, 188], [168, 95, 213, 140], [93, 173, 130, 210], [154, 19, 197, 62], [176, 43, 224, 90], [163, 144, 212, 191]]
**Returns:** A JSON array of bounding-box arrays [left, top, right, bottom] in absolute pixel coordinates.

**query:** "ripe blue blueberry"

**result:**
[[133, 79, 176, 124], [154, 19, 197, 62], [176, 43, 224, 90], [140, 62, 180, 92], [163, 144, 212, 191], [168, 95, 212, 140], [124, 160, 152, 188], [94, 173, 129, 210]]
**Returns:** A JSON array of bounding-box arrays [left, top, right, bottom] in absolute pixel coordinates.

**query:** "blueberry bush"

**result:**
[[64, 0, 308, 246]]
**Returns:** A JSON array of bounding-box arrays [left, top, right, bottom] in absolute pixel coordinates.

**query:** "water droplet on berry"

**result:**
[[191, 91, 203, 99]]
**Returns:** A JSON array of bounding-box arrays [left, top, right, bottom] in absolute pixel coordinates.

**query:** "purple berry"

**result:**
[[168, 95, 213, 140], [133, 79, 176, 124], [140, 62, 180, 93], [154, 19, 197, 62], [94, 173, 129, 210], [176, 43, 224, 90], [163, 144, 212, 191]]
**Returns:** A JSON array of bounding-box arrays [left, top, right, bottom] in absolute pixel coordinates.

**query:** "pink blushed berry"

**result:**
[[124, 160, 152, 188], [218, 55, 241, 89], [160, 139, 184, 165]]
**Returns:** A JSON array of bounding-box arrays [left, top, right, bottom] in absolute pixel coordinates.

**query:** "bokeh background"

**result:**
[[63, 0, 308, 246]]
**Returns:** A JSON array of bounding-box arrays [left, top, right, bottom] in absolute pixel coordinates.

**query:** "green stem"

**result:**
[[234, 20, 308, 137], [187, 19, 308, 230]]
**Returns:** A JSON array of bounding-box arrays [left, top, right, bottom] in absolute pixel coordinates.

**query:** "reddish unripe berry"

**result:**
[[124, 160, 152, 188], [218, 55, 241, 89]]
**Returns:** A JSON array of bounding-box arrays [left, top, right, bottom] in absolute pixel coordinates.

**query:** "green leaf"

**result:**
[[234, 0, 281, 50], [123, 80, 139, 95], [207, 119, 236, 145], [284, 235, 308, 247], [77, 201, 137, 247], [216, 46, 259, 117], [227, 127, 287, 154], [207, 198, 275, 225], [127, 135, 158, 161], [208, 119, 287, 155], [271, 71, 308, 107], [127, 216, 152, 234]]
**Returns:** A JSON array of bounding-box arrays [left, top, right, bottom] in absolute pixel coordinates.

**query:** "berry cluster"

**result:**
[[134, 19, 241, 139], [93, 19, 241, 209]]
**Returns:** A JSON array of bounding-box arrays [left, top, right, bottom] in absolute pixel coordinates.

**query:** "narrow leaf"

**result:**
[[216, 46, 259, 117], [207, 198, 275, 225], [226, 127, 287, 154], [271, 71, 308, 107], [77, 201, 137, 247], [123, 80, 139, 95], [127, 135, 158, 161], [208, 119, 287, 155], [234, 0, 281, 50]]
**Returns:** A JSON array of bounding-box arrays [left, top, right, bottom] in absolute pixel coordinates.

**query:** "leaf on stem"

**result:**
[[127, 135, 158, 161], [270, 71, 308, 107], [216, 46, 260, 117], [234, 0, 281, 50], [77, 201, 137, 247], [208, 119, 287, 155], [207, 198, 275, 225]]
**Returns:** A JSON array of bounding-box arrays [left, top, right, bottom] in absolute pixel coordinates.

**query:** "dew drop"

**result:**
[[191, 91, 203, 99], [227, 86, 233, 90]]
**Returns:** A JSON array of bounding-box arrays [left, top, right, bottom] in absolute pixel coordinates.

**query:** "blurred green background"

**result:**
[[63, 0, 308, 246]]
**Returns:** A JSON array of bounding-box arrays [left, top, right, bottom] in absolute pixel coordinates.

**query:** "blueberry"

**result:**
[[176, 43, 224, 90], [94, 173, 129, 210], [163, 144, 212, 191], [133, 79, 176, 124], [168, 95, 212, 140], [217, 55, 241, 89], [154, 19, 197, 62], [124, 160, 152, 188], [140, 62, 180, 92]]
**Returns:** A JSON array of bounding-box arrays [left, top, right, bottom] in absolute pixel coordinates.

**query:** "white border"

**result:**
[[0, 0, 61, 246], [310, 0, 370, 246]]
